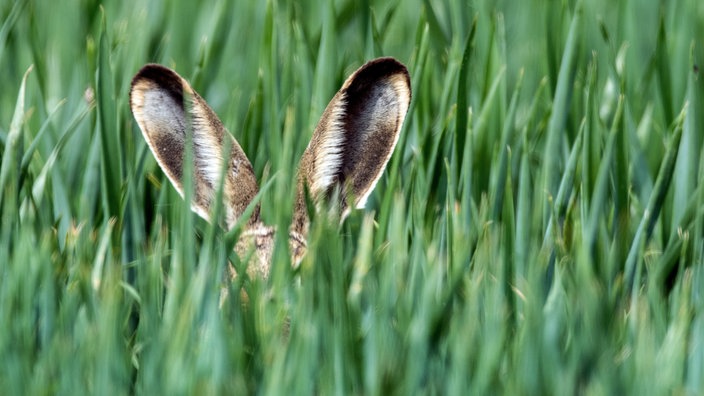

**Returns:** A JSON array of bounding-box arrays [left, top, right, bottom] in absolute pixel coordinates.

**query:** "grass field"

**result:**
[[1, 0, 704, 394]]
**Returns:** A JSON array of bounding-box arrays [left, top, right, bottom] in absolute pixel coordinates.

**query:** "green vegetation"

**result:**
[[1, 0, 703, 393]]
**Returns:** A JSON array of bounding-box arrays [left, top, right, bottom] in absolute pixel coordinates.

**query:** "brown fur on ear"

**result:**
[[293, 57, 412, 236], [130, 64, 260, 228]]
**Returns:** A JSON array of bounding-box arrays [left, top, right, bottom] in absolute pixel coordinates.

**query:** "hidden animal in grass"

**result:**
[[129, 57, 411, 282]]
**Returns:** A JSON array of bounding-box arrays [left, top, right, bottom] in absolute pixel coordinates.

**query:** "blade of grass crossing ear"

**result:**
[[224, 177, 276, 249], [173, 90, 198, 297], [200, 134, 233, 260]]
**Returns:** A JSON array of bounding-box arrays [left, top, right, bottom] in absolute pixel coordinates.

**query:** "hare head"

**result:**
[[129, 57, 411, 279]]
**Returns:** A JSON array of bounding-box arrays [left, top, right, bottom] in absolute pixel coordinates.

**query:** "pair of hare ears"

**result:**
[[130, 57, 411, 231]]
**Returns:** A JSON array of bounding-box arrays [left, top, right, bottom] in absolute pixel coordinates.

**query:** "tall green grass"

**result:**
[[1, 0, 703, 393]]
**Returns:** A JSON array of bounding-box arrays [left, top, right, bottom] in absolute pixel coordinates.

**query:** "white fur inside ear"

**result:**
[[138, 89, 188, 142], [311, 93, 347, 196], [190, 100, 225, 198]]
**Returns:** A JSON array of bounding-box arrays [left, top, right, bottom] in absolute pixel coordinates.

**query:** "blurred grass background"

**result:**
[[1, 0, 704, 394]]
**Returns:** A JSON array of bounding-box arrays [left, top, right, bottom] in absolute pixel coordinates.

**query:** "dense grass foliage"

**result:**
[[1, 0, 704, 393]]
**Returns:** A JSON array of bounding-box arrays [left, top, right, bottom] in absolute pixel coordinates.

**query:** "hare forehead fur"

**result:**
[[234, 225, 307, 279]]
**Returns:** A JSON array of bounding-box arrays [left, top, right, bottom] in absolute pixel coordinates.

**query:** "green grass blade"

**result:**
[[454, 15, 477, 188], [586, 95, 623, 255], [96, 8, 122, 224], [0, 0, 27, 63], [491, 68, 523, 220], [625, 104, 687, 293], [542, 2, 582, 221], [0, 65, 31, 210]]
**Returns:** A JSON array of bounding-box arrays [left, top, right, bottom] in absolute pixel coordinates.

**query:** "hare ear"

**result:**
[[294, 57, 411, 233], [130, 64, 259, 229]]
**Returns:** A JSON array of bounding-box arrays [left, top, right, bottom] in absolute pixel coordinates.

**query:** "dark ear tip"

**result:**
[[358, 57, 410, 81], [131, 64, 178, 83], [364, 57, 408, 72], [130, 64, 186, 105], [344, 57, 411, 99], [130, 64, 184, 92]]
